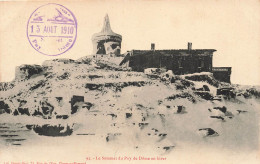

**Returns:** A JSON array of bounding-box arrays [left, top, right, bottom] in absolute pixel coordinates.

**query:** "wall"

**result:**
[[128, 50, 213, 75], [212, 67, 232, 83]]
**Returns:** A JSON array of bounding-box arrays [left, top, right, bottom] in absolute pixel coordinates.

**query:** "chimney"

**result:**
[[151, 43, 155, 51], [188, 42, 192, 51]]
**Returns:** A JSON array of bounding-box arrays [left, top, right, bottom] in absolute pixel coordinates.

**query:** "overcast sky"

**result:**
[[0, 0, 260, 85]]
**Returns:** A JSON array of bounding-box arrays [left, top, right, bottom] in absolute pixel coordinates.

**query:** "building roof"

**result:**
[[119, 49, 216, 66], [129, 49, 216, 57], [92, 14, 122, 42], [131, 49, 216, 54]]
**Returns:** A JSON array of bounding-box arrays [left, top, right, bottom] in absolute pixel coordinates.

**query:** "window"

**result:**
[[178, 58, 183, 68], [200, 60, 204, 68], [198, 57, 204, 68]]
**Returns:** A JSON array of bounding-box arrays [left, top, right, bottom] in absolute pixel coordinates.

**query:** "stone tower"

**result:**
[[92, 14, 122, 56]]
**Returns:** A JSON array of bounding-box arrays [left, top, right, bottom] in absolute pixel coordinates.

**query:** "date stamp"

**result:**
[[27, 3, 77, 56]]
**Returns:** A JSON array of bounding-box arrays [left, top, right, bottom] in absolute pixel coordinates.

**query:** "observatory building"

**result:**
[[91, 14, 122, 56], [92, 15, 232, 83]]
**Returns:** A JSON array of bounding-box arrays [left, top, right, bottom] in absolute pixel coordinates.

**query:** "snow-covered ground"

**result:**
[[0, 57, 259, 163]]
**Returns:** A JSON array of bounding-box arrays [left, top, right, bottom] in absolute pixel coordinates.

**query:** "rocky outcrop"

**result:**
[[32, 124, 73, 137], [15, 64, 45, 80], [105, 133, 122, 142], [194, 91, 213, 100], [166, 92, 196, 103], [85, 81, 148, 92], [198, 128, 219, 137], [208, 106, 234, 118], [0, 82, 15, 91], [75, 56, 93, 64], [172, 105, 186, 114], [0, 54, 258, 152], [95, 59, 128, 71], [43, 59, 75, 66], [242, 88, 260, 99], [217, 87, 236, 99], [175, 79, 195, 90], [57, 72, 70, 80], [184, 73, 220, 87], [210, 116, 225, 121], [0, 101, 11, 114]]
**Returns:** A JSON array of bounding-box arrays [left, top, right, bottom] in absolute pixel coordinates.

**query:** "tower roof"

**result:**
[[92, 14, 122, 42]]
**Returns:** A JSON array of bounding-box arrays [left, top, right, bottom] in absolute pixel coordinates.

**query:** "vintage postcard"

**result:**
[[0, 0, 259, 163]]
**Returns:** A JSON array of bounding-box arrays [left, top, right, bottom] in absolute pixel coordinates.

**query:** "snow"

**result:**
[[0, 57, 259, 163]]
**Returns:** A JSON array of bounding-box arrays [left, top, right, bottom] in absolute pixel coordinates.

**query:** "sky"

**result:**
[[0, 0, 260, 85]]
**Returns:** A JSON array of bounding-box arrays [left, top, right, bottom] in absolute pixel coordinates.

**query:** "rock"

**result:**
[[18, 108, 30, 116], [144, 68, 166, 75], [225, 111, 234, 118], [209, 106, 234, 118], [0, 101, 11, 114], [75, 56, 92, 64], [32, 110, 44, 117], [166, 92, 196, 103], [198, 128, 219, 137], [194, 85, 210, 92], [213, 106, 227, 113], [151, 128, 159, 132], [237, 110, 247, 114], [57, 72, 70, 80], [26, 125, 33, 130], [0, 82, 14, 91], [32, 124, 73, 137], [212, 95, 222, 101], [162, 146, 174, 152], [15, 64, 44, 80], [29, 80, 46, 91], [157, 133, 167, 142], [41, 103, 54, 117], [217, 87, 236, 99], [85, 81, 147, 91], [175, 79, 194, 90], [13, 109, 19, 116], [160, 70, 174, 82], [53, 58, 75, 64], [76, 133, 95, 136], [158, 114, 165, 117], [70, 95, 84, 114], [82, 102, 94, 110], [88, 75, 103, 80], [209, 106, 226, 117], [195, 87, 204, 91], [243, 88, 260, 99], [194, 91, 213, 100], [0, 109, 6, 114], [203, 85, 210, 91], [171, 105, 186, 114], [158, 133, 167, 137], [126, 113, 132, 118], [43, 59, 75, 66], [138, 123, 149, 129], [210, 116, 225, 121], [105, 133, 122, 142], [107, 114, 117, 120], [56, 115, 69, 119], [157, 146, 175, 154], [184, 73, 219, 87], [85, 83, 103, 90]]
